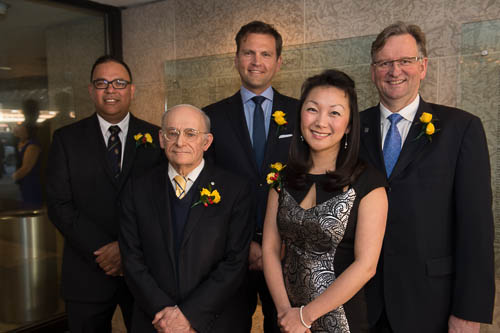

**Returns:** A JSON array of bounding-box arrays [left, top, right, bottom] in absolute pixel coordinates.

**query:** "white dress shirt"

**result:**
[[97, 112, 130, 167], [379, 95, 420, 148], [168, 159, 205, 195]]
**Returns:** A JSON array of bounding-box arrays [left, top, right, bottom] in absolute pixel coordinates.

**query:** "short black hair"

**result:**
[[235, 21, 283, 58], [90, 55, 133, 82], [286, 69, 365, 191]]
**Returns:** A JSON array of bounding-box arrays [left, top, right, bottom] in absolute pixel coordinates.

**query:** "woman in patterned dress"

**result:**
[[262, 70, 388, 333]]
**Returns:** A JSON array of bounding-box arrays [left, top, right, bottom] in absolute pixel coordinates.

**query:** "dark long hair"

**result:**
[[286, 69, 365, 191]]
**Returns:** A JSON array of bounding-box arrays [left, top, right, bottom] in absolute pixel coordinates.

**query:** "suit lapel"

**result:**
[[87, 114, 119, 189], [118, 114, 138, 190], [361, 106, 385, 173], [262, 90, 284, 174], [389, 100, 430, 180], [179, 163, 213, 250], [226, 92, 259, 171], [153, 166, 177, 278]]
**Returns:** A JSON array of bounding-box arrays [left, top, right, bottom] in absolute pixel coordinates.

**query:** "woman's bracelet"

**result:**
[[299, 305, 312, 329]]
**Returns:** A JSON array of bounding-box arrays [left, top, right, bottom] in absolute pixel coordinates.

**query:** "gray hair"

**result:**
[[161, 104, 211, 132], [371, 21, 427, 61]]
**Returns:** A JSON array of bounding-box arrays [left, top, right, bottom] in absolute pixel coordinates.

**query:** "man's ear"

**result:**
[[203, 133, 214, 151]]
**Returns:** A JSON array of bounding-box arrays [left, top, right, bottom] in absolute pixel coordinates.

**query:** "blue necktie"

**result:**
[[383, 113, 403, 176], [252, 96, 266, 169], [107, 125, 122, 178]]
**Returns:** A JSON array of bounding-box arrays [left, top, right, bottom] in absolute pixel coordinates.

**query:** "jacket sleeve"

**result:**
[[452, 115, 495, 323], [47, 130, 114, 264]]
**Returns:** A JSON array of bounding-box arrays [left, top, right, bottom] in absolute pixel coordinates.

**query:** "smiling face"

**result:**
[[301, 86, 351, 157], [371, 34, 427, 112], [235, 33, 282, 95], [160, 106, 213, 176], [88, 61, 135, 123]]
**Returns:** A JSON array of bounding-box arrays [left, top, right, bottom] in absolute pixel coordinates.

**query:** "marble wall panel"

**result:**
[[126, 44, 175, 85], [437, 56, 459, 107], [130, 82, 165, 126], [122, 0, 175, 52]]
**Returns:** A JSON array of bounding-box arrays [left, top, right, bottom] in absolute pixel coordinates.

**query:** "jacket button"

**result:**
[[259, 183, 263, 187]]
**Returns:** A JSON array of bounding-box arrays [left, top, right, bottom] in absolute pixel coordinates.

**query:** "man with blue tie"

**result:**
[[359, 22, 495, 333], [204, 21, 299, 332]]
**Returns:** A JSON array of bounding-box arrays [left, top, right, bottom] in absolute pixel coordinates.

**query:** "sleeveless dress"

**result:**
[[16, 139, 43, 208], [277, 165, 386, 332]]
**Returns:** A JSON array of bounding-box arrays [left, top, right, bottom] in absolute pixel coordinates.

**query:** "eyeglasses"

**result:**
[[161, 128, 208, 142], [372, 56, 423, 70], [92, 79, 131, 89]]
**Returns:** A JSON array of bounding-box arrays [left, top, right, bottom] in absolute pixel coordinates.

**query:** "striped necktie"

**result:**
[[173, 175, 187, 199]]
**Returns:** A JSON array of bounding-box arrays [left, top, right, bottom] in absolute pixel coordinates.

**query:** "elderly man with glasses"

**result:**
[[47, 55, 164, 333], [359, 22, 495, 333], [119, 104, 253, 333]]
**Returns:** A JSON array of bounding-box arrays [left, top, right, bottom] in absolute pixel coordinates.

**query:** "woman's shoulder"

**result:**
[[353, 161, 387, 198]]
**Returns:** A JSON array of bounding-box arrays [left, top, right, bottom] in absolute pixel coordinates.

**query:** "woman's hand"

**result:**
[[277, 307, 312, 333]]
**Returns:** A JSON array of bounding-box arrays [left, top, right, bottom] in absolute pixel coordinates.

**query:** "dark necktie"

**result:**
[[383, 113, 403, 176], [107, 125, 122, 178], [252, 96, 266, 170]]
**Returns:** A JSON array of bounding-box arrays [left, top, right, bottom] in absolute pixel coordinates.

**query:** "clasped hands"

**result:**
[[152, 306, 196, 333], [277, 307, 312, 333], [94, 241, 122, 276]]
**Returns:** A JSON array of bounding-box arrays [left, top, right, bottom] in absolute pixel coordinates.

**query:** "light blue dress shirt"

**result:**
[[240, 86, 274, 145]]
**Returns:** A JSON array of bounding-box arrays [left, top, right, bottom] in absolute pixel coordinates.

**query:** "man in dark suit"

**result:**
[[359, 22, 495, 333], [119, 104, 252, 332], [47, 55, 163, 332], [203, 20, 299, 332]]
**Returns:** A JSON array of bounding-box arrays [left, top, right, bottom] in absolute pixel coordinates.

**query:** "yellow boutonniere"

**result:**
[[192, 182, 221, 207], [134, 132, 156, 148], [416, 112, 439, 142], [266, 162, 285, 192], [272, 110, 288, 136]]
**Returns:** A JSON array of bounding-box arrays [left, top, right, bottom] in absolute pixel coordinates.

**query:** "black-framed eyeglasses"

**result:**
[[372, 56, 423, 70], [161, 128, 208, 142], [92, 79, 131, 89]]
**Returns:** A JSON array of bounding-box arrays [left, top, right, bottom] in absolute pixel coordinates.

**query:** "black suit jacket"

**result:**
[[119, 161, 253, 333], [203, 89, 299, 234], [359, 99, 495, 332], [47, 113, 164, 302]]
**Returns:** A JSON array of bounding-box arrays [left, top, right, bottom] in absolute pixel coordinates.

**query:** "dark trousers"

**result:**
[[247, 270, 280, 333], [66, 282, 133, 333], [371, 309, 394, 333]]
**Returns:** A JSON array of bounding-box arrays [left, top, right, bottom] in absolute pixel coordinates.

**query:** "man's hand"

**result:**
[[248, 241, 263, 271], [152, 306, 195, 333], [94, 241, 122, 276], [448, 315, 480, 333]]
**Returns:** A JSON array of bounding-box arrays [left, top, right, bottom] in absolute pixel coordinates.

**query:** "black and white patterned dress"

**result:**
[[277, 165, 386, 332]]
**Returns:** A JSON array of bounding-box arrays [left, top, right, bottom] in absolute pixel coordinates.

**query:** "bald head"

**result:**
[[161, 104, 211, 132]]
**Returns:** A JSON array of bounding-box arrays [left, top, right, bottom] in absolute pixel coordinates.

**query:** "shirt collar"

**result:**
[[97, 112, 130, 135], [380, 94, 420, 122], [240, 86, 274, 104], [168, 158, 205, 183]]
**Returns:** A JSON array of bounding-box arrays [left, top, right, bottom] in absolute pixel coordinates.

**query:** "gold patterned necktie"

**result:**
[[173, 175, 187, 199]]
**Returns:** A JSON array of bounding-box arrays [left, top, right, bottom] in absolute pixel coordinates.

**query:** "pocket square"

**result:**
[[278, 134, 293, 139]]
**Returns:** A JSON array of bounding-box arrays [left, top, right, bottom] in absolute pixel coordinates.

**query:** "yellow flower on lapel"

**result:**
[[416, 112, 439, 142], [266, 162, 286, 192], [192, 182, 221, 207], [134, 132, 156, 148], [419, 112, 433, 123], [270, 162, 284, 172], [272, 110, 288, 136], [425, 122, 435, 135]]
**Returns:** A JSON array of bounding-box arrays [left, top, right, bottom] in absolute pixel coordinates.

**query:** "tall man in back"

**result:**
[[203, 21, 299, 332], [359, 22, 495, 333], [47, 55, 163, 332]]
